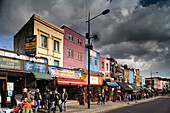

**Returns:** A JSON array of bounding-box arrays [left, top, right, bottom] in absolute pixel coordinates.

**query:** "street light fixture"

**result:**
[[150, 71, 159, 97], [86, 9, 110, 109]]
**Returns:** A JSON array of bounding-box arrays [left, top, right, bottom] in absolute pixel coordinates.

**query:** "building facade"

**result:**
[[14, 14, 64, 67], [85, 48, 99, 72], [105, 58, 110, 77], [62, 26, 85, 69], [99, 56, 105, 76]]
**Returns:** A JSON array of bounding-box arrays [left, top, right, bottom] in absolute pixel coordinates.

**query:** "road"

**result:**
[[99, 96, 170, 113]]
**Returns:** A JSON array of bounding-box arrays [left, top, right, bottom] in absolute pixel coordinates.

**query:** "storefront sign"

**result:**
[[25, 35, 36, 55], [82, 75, 103, 85], [0, 50, 47, 63], [129, 70, 133, 83], [49, 67, 81, 79], [24, 61, 46, 73], [0, 57, 21, 70], [90, 76, 98, 84]]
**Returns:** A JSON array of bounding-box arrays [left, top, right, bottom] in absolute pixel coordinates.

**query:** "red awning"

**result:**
[[57, 78, 87, 86]]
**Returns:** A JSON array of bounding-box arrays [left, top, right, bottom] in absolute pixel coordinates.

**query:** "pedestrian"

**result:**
[[54, 89, 62, 112], [34, 89, 42, 112], [48, 91, 55, 113], [27, 89, 33, 113], [22, 98, 30, 113], [45, 89, 50, 110], [21, 88, 30, 113], [128, 94, 131, 101], [97, 92, 101, 105], [101, 93, 106, 105], [61, 88, 68, 111]]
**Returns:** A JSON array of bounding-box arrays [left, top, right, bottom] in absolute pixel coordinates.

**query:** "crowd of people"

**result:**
[[12, 88, 68, 113]]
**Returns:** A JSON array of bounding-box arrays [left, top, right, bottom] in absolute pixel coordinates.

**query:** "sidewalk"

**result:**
[[40, 96, 162, 113]]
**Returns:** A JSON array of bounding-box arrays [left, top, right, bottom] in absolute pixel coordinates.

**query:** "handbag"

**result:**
[[32, 100, 37, 106]]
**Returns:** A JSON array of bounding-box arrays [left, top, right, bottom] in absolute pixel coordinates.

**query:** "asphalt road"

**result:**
[[102, 96, 170, 113]]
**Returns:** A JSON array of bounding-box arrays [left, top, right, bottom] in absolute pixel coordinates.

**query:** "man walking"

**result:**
[[61, 88, 68, 111], [54, 89, 62, 112]]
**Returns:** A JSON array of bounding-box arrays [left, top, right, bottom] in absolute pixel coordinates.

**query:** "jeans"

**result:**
[[35, 100, 41, 112], [61, 99, 67, 111], [97, 98, 101, 105]]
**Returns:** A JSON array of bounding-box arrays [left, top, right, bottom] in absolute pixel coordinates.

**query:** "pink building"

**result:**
[[62, 26, 85, 69], [99, 56, 105, 76]]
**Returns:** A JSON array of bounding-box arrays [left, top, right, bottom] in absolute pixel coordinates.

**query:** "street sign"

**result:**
[[25, 35, 36, 55]]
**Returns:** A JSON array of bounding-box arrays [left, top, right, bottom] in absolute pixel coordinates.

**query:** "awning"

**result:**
[[117, 83, 133, 91], [103, 80, 119, 87], [127, 83, 138, 92], [57, 78, 87, 86], [141, 86, 145, 89], [145, 88, 150, 92], [32, 72, 53, 80], [133, 86, 140, 91]]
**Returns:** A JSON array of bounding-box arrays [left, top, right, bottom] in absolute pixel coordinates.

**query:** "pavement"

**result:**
[[38, 95, 167, 113]]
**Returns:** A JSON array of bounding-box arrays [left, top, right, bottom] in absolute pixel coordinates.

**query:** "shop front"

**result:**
[[49, 66, 87, 100]]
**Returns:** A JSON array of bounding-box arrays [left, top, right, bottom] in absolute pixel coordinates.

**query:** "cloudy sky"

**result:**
[[0, 0, 170, 78]]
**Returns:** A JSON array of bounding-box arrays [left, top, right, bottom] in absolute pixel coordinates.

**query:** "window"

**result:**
[[77, 52, 82, 61], [41, 35, 47, 48], [102, 62, 104, 69], [54, 60, 59, 67], [90, 56, 91, 64], [77, 38, 82, 46], [106, 63, 108, 71], [68, 49, 74, 58], [68, 34, 74, 42], [54, 40, 59, 52], [95, 57, 97, 65]]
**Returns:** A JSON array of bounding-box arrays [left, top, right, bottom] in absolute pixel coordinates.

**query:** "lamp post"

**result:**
[[86, 9, 110, 109], [150, 71, 158, 97]]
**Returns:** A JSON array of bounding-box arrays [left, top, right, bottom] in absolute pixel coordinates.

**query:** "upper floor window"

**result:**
[[68, 34, 74, 42], [77, 52, 82, 61], [54, 60, 59, 67], [106, 63, 108, 71], [95, 57, 97, 65], [90, 56, 91, 64], [77, 38, 82, 46], [54, 40, 59, 52], [102, 62, 104, 69], [41, 35, 47, 48], [68, 49, 74, 58]]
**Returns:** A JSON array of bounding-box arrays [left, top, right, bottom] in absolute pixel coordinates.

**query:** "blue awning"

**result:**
[[145, 88, 150, 92], [103, 80, 119, 87]]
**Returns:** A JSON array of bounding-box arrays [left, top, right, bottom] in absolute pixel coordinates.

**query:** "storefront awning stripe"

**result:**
[[57, 78, 87, 86], [32, 72, 53, 80]]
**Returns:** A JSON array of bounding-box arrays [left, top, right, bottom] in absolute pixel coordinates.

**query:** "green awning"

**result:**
[[141, 86, 145, 89], [32, 72, 53, 80], [133, 86, 140, 91]]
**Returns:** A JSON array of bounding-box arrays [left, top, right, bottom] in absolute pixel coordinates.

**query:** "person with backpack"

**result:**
[[34, 89, 42, 112], [54, 89, 62, 112]]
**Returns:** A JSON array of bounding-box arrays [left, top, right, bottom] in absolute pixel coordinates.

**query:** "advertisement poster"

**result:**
[[8, 91, 13, 97], [7, 82, 14, 91], [129, 70, 134, 83], [49, 67, 81, 79]]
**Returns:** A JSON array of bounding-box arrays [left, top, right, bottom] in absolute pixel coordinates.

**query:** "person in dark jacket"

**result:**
[[54, 89, 62, 112], [48, 91, 55, 113], [61, 88, 68, 111], [101, 93, 106, 105], [34, 89, 42, 112]]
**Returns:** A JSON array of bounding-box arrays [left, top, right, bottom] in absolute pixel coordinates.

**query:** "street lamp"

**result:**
[[150, 71, 158, 97], [86, 9, 110, 109]]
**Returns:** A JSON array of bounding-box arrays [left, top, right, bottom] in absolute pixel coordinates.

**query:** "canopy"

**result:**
[[103, 80, 119, 87], [32, 72, 53, 80], [118, 83, 133, 91], [145, 88, 150, 92], [141, 86, 145, 89], [57, 78, 87, 86], [133, 86, 140, 91]]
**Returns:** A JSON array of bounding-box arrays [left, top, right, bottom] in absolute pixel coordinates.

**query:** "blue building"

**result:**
[[85, 47, 99, 72], [129, 70, 134, 83]]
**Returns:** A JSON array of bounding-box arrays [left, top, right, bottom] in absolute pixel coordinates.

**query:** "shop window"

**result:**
[[95, 57, 97, 65], [54, 40, 59, 52], [41, 35, 47, 48], [68, 49, 74, 58], [54, 60, 59, 67], [77, 38, 82, 46], [102, 62, 104, 69], [68, 34, 74, 42], [77, 52, 82, 61]]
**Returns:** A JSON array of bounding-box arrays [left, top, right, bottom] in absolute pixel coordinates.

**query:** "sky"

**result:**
[[0, 0, 170, 78]]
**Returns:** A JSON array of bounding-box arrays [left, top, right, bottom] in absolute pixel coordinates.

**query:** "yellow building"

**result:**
[[14, 14, 64, 66]]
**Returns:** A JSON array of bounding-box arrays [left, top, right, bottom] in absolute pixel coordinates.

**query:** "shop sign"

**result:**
[[0, 50, 47, 63], [129, 70, 133, 83], [49, 67, 81, 79], [0, 57, 21, 70], [25, 35, 36, 55], [24, 61, 46, 73], [90, 76, 98, 84]]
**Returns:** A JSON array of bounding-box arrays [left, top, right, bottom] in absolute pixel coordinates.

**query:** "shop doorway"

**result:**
[[0, 79, 7, 107]]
